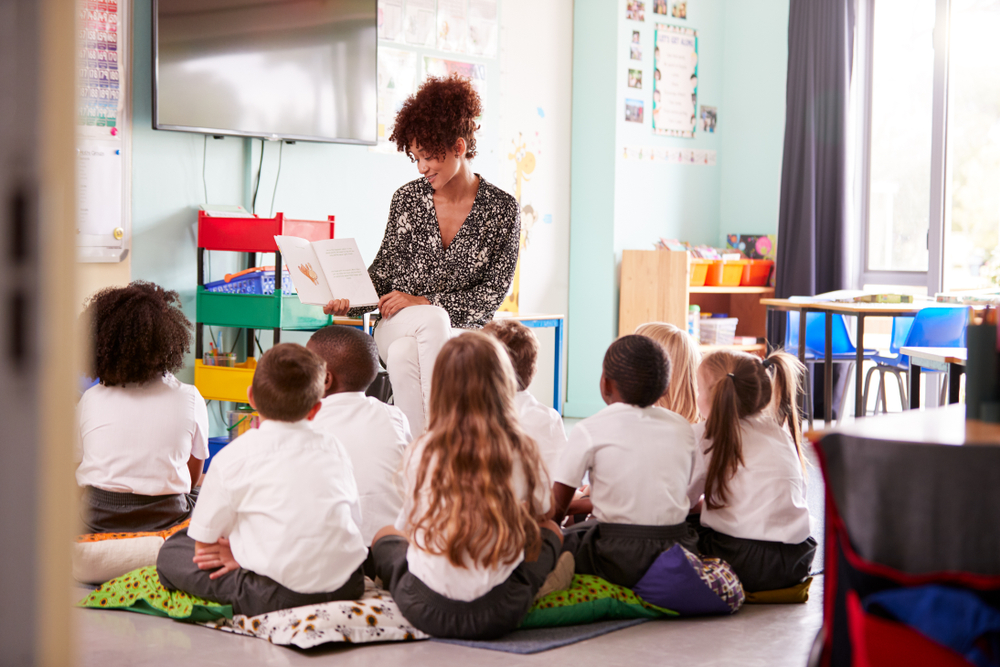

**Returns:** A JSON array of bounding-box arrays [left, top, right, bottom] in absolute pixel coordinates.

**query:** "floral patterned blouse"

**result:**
[[348, 175, 520, 329]]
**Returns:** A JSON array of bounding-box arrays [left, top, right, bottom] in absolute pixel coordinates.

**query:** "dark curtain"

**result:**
[[772, 0, 856, 418]]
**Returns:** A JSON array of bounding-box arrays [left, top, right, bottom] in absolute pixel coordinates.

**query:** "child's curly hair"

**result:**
[[84, 281, 192, 386], [390, 73, 482, 161]]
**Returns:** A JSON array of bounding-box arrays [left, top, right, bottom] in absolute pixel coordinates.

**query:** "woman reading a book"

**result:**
[[323, 74, 520, 438]]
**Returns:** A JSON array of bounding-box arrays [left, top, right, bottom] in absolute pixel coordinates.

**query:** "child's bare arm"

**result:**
[[187, 454, 204, 488], [193, 538, 240, 579], [550, 482, 577, 525]]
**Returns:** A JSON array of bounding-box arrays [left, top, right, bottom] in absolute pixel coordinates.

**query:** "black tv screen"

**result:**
[[153, 0, 377, 144]]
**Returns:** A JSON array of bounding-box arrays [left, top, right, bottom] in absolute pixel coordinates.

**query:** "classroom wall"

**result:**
[[718, 0, 790, 238], [124, 1, 572, 424], [564, 0, 789, 417]]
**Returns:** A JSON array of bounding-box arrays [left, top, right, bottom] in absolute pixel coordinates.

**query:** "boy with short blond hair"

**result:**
[[157, 343, 367, 616]]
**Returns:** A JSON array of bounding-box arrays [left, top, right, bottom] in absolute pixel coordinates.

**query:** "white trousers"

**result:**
[[372, 305, 455, 438]]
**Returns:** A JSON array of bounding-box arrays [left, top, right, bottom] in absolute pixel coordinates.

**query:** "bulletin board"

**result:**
[[373, 0, 498, 153], [76, 0, 130, 262], [652, 24, 698, 138]]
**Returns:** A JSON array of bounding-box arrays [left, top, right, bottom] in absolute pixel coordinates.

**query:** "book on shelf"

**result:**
[[274, 236, 379, 307]]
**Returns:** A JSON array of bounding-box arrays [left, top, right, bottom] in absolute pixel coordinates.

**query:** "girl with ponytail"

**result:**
[[687, 349, 816, 593]]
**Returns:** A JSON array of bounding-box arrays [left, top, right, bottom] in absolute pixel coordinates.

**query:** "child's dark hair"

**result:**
[[700, 350, 805, 510], [83, 281, 191, 386], [603, 335, 672, 408], [482, 319, 538, 391], [307, 325, 379, 393], [251, 343, 325, 422]]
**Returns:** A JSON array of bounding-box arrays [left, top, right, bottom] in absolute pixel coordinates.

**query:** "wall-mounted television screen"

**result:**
[[153, 0, 377, 144]]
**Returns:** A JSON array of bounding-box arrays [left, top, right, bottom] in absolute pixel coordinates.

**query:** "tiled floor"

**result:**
[[73, 420, 826, 667]]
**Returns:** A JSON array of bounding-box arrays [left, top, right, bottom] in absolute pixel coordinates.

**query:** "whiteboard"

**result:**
[[76, 0, 130, 262]]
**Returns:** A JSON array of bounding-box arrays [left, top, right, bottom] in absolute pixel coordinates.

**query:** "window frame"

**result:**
[[855, 0, 951, 293]]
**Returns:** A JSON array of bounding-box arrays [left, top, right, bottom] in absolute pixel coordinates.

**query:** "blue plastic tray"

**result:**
[[204, 270, 295, 295]]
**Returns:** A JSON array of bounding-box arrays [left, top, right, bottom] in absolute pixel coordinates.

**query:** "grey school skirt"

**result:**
[[81, 486, 198, 534], [561, 519, 700, 589]]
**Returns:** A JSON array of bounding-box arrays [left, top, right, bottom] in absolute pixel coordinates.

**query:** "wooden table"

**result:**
[[761, 298, 924, 423], [806, 402, 1000, 446], [900, 346, 967, 409]]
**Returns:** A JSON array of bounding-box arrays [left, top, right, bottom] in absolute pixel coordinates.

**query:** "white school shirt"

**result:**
[[188, 419, 368, 594], [688, 414, 812, 544], [394, 435, 552, 601], [311, 391, 411, 545], [75, 373, 209, 496], [513, 390, 568, 475], [552, 402, 696, 526]]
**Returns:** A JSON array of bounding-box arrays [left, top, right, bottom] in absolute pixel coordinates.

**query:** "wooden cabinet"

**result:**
[[618, 249, 774, 355]]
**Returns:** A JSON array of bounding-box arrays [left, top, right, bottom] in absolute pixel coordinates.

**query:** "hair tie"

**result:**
[[726, 373, 735, 380], [761, 357, 775, 370]]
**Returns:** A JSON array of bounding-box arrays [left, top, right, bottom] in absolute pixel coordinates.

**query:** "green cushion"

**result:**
[[520, 574, 677, 628], [77, 566, 232, 623]]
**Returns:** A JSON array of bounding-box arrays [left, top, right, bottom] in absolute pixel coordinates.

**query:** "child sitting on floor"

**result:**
[[688, 349, 816, 593], [483, 319, 568, 472], [551, 335, 698, 588], [370, 332, 562, 640], [635, 321, 702, 423], [76, 281, 208, 534], [307, 325, 411, 546], [156, 343, 368, 617]]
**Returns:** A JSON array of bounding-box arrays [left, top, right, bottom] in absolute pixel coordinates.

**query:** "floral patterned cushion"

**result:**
[[521, 574, 677, 628]]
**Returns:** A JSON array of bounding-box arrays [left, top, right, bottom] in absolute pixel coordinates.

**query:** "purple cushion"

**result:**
[[632, 545, 744, 616]]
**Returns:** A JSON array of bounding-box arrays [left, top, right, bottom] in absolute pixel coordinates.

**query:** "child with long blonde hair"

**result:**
[[688, 349, 816, 592], [635, 322, 701, 423], [370, 332, 561, 640]]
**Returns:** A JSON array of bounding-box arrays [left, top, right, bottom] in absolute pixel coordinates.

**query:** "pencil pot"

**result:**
[[202, 352, 236, 367], [965, 323, 998, 421], [227, 409, 261, 441]]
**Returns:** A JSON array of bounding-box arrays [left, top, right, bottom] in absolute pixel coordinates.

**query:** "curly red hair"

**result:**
[[390, 73, 482, 161]]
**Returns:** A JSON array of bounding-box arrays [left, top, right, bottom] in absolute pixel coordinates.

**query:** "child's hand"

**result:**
[[193, 538, 240, 580]]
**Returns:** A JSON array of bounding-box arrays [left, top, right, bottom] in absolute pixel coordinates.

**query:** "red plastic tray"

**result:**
[[198, 212, 335, 252]]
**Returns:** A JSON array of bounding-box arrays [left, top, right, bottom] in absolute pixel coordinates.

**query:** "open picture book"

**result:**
[[273, 236, 379, 307]]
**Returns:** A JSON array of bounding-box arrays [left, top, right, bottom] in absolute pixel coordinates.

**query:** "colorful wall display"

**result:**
[[652, 24, 698, 138]]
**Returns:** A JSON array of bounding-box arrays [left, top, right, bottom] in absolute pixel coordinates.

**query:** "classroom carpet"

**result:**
[[431, 619, 650, 654]]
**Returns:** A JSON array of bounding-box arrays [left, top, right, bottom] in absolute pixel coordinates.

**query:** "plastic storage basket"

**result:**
[[204, 269, 295, 295], [705, 260, 749, 287], [700, 317, 739, 345]]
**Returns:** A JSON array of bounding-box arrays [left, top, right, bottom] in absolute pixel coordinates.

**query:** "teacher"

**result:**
[[324, 74, 520, 437]]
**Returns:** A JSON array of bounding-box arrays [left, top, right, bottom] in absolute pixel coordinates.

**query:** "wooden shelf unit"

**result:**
[[619, 249, 774, 356]]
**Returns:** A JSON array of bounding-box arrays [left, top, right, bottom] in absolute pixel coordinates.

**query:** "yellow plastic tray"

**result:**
[[194, 358, 256, 403]]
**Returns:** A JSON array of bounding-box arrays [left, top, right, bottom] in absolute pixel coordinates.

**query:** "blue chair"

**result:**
[[785, 311, 876, 423], [862, 306, 968, 413]]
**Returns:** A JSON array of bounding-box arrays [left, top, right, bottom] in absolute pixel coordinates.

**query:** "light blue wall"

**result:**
[[719, 0, 790, 238], [565, 0, 789, 416], [565, 0, 620, 418], [129, 2, 501, 370]]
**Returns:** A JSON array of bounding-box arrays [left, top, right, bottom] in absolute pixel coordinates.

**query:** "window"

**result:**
[[856, 0, 1000, 294]]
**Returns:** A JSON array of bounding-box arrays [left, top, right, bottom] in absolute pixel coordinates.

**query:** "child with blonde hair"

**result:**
[[689, 349, 816, 592], [370, 332, 561, 640], [635, 322, 701, 423]]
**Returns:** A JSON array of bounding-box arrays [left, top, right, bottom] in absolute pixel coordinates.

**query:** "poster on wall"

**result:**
[[652, 24, 698, 138], [437, 0, 469, 52], [371, 48, 418, 154], [404, 0, 437, 47], [700, 105, 716, 132], [77, 0, 129, 262], [468, 0, 498, 57], [424, 57, 487, 112], [625, 98, 644, 123], [378, 0, 404, 41], [626, 1, 645, 21]]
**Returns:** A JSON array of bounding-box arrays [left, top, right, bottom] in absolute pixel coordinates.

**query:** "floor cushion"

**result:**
[[632, 544, 745, 616], [521, 574, 677, 628]]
